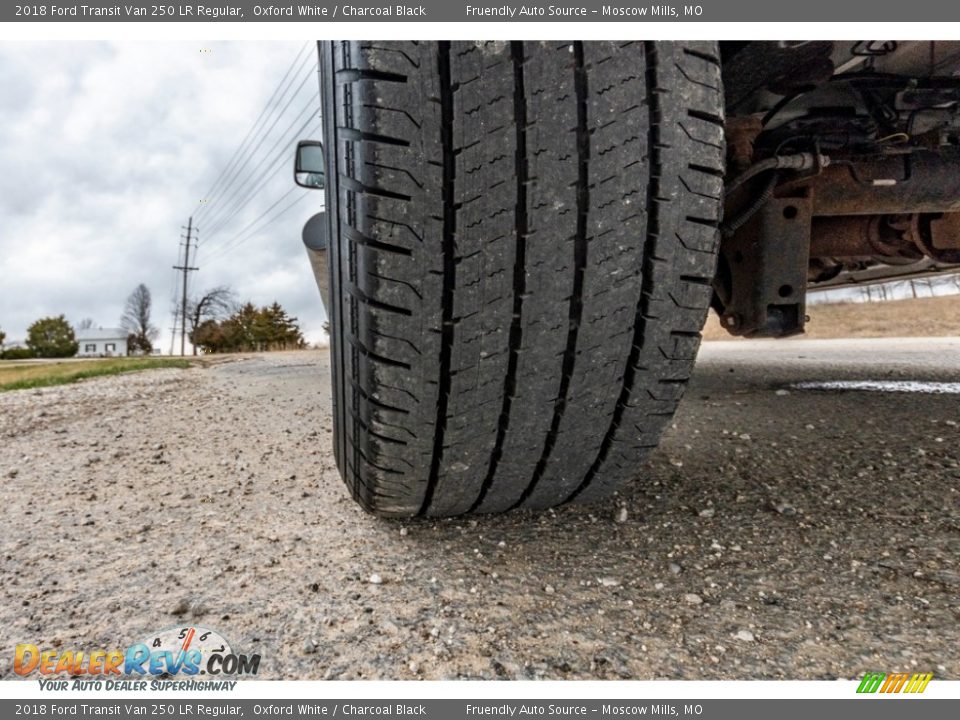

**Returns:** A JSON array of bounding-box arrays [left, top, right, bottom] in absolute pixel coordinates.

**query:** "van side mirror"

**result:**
[[294, 140, 325, 189]]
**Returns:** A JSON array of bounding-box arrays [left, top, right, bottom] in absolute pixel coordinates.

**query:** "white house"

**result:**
[[76, 328, 128, 358]]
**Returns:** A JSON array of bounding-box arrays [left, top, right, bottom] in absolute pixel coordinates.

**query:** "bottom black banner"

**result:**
[[2, 699, 957, 720]]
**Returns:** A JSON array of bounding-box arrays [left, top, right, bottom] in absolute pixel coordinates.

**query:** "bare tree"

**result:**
[[186, 286, 236, 355], [121, 283, 158, 355], [77, 318, 95, 330]]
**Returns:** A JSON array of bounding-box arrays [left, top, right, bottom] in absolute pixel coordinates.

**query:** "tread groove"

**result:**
[[419, 41, 456, 516], [689, 162, 724, 177], [687, 108, 724, 126], [513, 41, 589, 510], [343, 226, 412, 256], [683, 47, 721, 66], [336, 68, 408, 84], [340, 176, 411, 201], [348, 287, 413, 316], [565, 41, 664, 504], [337, 127, 411, 147], [471, 41, 529, 512], [353, 339, 412, 370]]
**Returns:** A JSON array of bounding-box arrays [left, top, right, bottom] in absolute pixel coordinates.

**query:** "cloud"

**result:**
[[0, 40, 327, 351]]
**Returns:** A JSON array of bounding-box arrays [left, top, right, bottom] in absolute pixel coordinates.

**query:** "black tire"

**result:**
[[319, 40, 723, 517]]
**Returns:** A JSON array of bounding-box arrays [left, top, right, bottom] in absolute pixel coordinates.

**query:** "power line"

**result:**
[[201, 186, 303, 262], [201, 188, 313, 264], [197, 61, 317, 233], [196, 119, 322, 267], [184, 44, 322, 294], [193, 41, 311, 222], [200, 103, 319, 243], [200, 112, 321, 247], [195, 49, 309, 224], [196, 57, 317, 230]]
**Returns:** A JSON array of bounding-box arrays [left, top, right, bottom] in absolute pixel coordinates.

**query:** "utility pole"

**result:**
[[169, 258, 181, 356], [173, 217, 199, 356]]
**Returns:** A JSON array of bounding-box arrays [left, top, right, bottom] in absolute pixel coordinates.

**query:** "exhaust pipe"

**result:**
[[302, 212, 330, 315]]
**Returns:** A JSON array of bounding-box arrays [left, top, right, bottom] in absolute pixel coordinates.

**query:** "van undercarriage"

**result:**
[[718, 41, 960, 336]]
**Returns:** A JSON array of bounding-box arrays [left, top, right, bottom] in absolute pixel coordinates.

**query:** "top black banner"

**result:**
[[4, 1, 958, 22]]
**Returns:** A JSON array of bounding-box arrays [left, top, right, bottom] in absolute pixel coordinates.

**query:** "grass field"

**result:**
[[0, 357, 194, 392], [703, 293, 960, 341]]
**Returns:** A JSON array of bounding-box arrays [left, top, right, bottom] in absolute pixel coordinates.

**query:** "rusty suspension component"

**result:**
[[718, 146, 960, 337], [790, 147, 960, 216], [810, 213, 960, 264]]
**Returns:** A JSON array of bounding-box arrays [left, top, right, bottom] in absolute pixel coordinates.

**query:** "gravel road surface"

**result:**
[[1, 339, 958, 680]]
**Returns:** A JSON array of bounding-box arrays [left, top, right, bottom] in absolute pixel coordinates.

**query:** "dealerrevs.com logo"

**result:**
[[15, 626, 260, 690]]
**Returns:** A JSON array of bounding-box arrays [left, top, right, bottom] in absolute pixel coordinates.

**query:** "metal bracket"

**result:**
[[719, 194, 812, 337]]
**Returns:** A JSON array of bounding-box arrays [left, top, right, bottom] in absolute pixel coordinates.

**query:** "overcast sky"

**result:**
[[0, 41, 328, 352]]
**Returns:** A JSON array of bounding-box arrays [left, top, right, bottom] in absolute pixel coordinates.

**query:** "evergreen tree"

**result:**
[[190, 301, 305, 354]]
